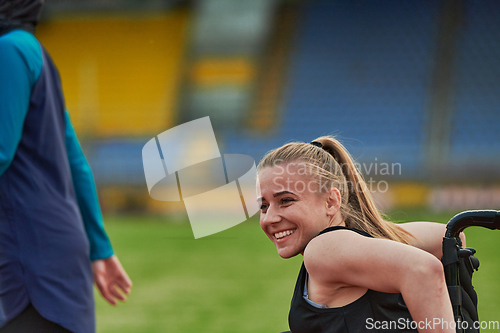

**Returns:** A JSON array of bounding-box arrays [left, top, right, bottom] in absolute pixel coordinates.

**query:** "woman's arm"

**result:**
[[399, 221, 466, 259], [64, 111, 114, 261], [64, 112, 132, 305], [304, 229, 455, 333]]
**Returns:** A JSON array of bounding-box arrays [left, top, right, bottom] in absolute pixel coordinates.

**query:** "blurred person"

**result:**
[[257, 136, 465, 333], [0, 1, 132, 332]]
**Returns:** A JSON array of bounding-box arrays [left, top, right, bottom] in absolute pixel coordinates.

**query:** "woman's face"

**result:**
[[257, 162, 339, 258]]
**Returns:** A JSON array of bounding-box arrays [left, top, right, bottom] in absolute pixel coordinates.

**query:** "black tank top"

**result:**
[[288, 226, 417, 333]]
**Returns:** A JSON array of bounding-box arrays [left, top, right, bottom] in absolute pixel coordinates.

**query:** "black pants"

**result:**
[[0, 304, 72, 333]]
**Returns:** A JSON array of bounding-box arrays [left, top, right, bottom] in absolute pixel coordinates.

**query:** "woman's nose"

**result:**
[[261, 205, 281, 226]]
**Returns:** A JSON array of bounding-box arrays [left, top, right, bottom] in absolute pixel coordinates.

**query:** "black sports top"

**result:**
[[288, 226, 418, 333]]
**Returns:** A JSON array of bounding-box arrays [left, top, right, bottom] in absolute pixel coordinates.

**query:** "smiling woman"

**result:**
[[256, 136, 460, 333]]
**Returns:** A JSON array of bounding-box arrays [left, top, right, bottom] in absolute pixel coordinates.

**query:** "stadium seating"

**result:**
[[225, 0, 441, 177], [449, 1, 500, 166], [42, 0, 500, 186], [87, 139, 147, 185], [37, 10, 189, 137]]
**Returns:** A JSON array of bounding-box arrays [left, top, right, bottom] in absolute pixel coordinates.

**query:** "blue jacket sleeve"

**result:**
[[64, 112, 114, 261], [0, 30, 42, 176]]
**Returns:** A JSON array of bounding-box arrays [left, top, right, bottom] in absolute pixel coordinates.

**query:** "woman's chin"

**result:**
[[277, 246, 299, 259]]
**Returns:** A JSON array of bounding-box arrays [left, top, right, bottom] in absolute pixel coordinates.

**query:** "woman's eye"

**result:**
[[260, 198, 293, 212]]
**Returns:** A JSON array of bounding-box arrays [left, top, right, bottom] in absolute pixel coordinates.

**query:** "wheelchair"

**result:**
[[442, 210, 500, 333], [281, 210, 500, 333]]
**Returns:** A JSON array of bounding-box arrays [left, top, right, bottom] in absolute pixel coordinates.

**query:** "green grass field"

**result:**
[[95, 210, 500, 333]]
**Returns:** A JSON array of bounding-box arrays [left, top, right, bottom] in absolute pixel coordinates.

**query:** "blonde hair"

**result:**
[[257, 136, 414, 244]]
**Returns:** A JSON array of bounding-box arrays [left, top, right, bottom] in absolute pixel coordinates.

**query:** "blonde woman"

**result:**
[[257, 136, 464, 333]]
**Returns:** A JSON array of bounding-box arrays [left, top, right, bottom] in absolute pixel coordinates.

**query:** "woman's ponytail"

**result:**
[[314, 136, 413, 244]]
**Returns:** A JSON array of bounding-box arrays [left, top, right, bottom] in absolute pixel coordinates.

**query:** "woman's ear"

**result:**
[[325, 187, 341, 217]]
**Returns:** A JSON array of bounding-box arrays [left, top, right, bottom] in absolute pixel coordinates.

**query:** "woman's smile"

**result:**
[[274, 228, 297, 241]]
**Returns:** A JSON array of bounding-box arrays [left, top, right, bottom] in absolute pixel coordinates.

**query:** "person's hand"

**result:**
[[91, 255, 132, 306]]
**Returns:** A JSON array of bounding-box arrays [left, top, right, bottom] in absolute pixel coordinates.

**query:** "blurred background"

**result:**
[[35, 0, 500, 332]]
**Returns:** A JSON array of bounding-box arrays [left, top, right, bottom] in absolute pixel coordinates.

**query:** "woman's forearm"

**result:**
[[400, 257, 455, 333]]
